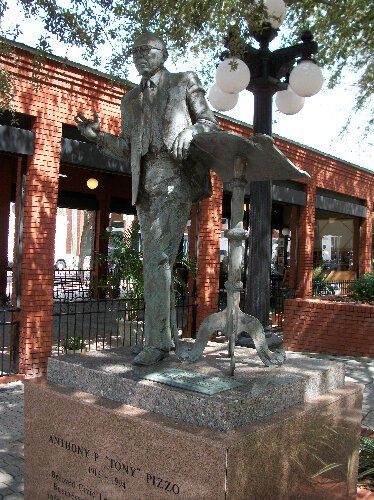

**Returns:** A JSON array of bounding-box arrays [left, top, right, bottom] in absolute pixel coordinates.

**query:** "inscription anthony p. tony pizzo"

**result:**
[[48, 435, 180, 496]]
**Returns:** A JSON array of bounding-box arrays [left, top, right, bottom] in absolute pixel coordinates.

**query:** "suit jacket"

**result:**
[[97, 68, 218, 205]]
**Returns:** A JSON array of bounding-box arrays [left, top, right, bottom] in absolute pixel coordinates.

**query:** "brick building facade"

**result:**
[[0, 41, 372, 375]]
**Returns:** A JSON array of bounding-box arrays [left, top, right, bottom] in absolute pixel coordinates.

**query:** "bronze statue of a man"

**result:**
[[75, 32, 218, 365]]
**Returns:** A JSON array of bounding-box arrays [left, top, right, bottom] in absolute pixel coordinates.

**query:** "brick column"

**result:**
[[0, 160, 12, 298], [296, 183, 316, 297], [195, 172, 223, 331], [359, 199, 373, 275], [18, 118, 61, 376]]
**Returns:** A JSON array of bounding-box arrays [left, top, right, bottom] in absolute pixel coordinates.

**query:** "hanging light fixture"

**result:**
[[208, 84, 239, 111], [215, 57, 251, 94], [289, 60, 324, 97], [255, 0, 287, 29], [275, 86, 305, 115], [87, 178, 98, 190]]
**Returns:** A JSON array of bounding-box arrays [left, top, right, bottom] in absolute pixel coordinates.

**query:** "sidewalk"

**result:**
[[0, 353, 373, 499], [0, 381, 24, 499]]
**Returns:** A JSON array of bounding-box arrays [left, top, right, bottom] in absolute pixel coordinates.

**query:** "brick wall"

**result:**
[[1, 47, 124, 375], [283, 298, 374, 357]]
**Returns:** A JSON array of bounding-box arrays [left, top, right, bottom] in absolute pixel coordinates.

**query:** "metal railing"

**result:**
[[312, 279, 356, 297], [53, 293, 196, 355], [270, 281, 295, 329], [54, 268, 93, 301], [217, 279, 294, 331], [0, 307, 19, 376]]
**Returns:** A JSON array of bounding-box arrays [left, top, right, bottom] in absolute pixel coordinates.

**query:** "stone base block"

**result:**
[[25, 378, 363, 500], [46, 346, 346, 431]]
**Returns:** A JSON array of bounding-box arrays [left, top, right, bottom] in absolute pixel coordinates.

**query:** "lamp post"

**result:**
[[208, 0, 323, 334]]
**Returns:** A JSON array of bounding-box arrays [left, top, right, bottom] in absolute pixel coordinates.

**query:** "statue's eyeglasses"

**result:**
[[130, 46, 163, 57]]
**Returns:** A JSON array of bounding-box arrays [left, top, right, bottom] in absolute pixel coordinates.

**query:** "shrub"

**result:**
[[62, 336, 85, 351], [349, 273, 374, 302], [358, 436, 374, 490]]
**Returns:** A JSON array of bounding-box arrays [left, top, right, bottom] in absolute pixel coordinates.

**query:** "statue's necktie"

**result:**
[[141, 81, 156, 155]]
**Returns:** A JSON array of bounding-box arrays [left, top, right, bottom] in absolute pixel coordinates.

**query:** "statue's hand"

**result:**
[[171, 128, 194, 160], [74, 111, 101, 142]]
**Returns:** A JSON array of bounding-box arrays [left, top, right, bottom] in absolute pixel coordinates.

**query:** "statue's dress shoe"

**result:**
[[133, 347, 169, 365]]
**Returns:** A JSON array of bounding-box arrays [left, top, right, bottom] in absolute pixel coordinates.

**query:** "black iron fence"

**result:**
[[312, 279, 356, 297], [218, 279, 294, 331], [0, 307, 19, 376], [54, 269, 93, 301], [270, 281, 295, 329], [7, 268, 355, 370], [53, 294, 196, 355]]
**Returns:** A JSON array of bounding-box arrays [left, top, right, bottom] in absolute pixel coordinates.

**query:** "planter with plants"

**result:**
[[61, 336, 87, 354]]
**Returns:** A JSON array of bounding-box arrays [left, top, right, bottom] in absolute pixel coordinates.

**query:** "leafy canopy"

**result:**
[[0, 0, 372, 125]]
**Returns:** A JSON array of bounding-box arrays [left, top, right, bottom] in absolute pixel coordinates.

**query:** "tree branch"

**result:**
[[286, 0, 342, 4]]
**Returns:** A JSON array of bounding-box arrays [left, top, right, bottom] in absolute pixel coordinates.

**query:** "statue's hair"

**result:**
[[133, 32, 167, 51]]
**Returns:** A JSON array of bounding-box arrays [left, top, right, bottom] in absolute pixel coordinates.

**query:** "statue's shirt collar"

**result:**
[[140, 69, 164, 91]]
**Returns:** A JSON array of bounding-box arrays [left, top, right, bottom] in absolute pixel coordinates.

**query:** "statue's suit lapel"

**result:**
[[129, 87, 143, 205], [156, 69, 171, 120], [130, 87, 143, 138]]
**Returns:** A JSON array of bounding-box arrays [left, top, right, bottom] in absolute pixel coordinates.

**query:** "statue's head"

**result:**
[[132, 32, 168, 78]]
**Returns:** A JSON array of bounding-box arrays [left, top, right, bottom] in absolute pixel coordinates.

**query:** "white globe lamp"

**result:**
[[255, 0, 287, 29], [289, 60, 324, 97], [215, 58, 250, 94], [275, 87, 305, 115], [208, 84, 239, 112]]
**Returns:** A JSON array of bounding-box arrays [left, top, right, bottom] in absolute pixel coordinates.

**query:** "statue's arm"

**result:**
[[96, 131, 129, 161], [171, 72, 219, 159], [75, 95, 130, 162], [185, 72, 219, 134], [96, 96, 130, 161]]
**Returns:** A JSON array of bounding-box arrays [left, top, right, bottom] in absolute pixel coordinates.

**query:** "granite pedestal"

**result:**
[[25, 346, 363, 499]]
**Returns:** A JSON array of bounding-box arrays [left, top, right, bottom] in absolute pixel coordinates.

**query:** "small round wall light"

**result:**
[[87, 178, 98, 190]]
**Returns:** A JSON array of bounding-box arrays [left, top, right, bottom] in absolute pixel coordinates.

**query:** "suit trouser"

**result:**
[[136, 152, 191, 351]]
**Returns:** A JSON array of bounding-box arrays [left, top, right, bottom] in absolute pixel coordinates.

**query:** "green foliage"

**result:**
[[358, 437, 374, 489], [97, 220, 194, 300], [0, 0, 372, 128], [98, 220, 144, 300], [0, 40, 15, 111], [349, 273, 374, 302], [285, 0, 374, 133], [312, 264, 324, 280], [312, 266, 336, 296], [62, 336, 85, 351]]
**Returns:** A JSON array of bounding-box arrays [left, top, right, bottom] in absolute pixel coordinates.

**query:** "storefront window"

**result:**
[[314, 216, 354, 271]]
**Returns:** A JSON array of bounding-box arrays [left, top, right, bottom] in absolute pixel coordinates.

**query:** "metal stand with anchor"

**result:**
[[174, 132, 309, 375]]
